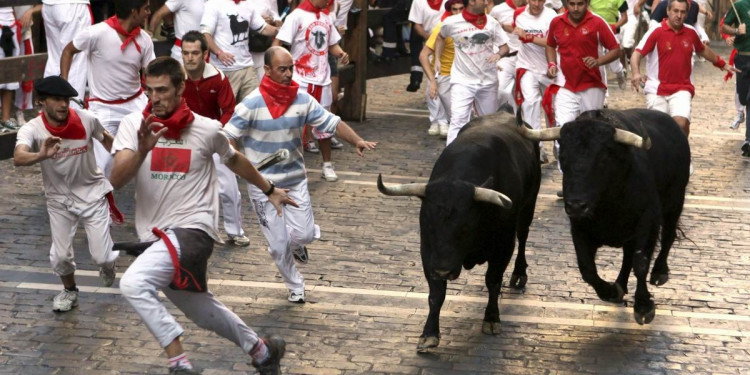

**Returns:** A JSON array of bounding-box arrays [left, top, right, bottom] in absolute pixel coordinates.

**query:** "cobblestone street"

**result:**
[[0, 45, 749, 374]]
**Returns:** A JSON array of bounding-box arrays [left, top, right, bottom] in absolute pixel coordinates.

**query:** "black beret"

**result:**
[[34, 76, 78, 98]]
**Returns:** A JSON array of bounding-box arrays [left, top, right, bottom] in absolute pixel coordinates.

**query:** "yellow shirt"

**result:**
[[425, 22, 454, 76]]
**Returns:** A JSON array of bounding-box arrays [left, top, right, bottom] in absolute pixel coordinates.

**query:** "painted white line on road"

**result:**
[[367, 111, 430, 118], [2, 264, 747, 327]]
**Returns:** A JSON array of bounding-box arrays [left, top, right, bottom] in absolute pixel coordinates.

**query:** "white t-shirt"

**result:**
[[276, 9, 341, 86], [72, 22, 155, 101], [166, 0, 204, 40], [514, 7, 557, 74], [0, 7, 15, 25], [15, 110, 112, 205], [490, 3, 520, 53], [440, 14, 509, 85], [408, 0, 445, 33], [112, 112, 236, 242], [42, 1, 89, 4], [200, 0, 267, 71]]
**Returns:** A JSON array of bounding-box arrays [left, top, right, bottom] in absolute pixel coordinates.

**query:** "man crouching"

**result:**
[[110, 57, 295, 375]]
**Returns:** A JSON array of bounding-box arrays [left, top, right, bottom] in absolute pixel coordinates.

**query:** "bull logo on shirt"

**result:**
[[580, 27, 589, 36], [681, 39, 690, 49], [304, 20, 329, 56], [227, 14, 249, 44]]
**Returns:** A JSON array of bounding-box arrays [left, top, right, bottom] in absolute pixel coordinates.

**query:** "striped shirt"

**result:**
[[223, 88, 340, 187]]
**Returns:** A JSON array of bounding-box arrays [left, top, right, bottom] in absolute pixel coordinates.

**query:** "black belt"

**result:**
[[506, 51, 518, 57]]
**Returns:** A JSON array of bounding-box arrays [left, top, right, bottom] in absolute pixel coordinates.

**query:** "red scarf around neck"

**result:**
[[297, 0, 331, 19], [42, 108, 86, 140], [441, 11, 451, 21], [142, 99, 195, 140], [259, 75, 300, 119], [233, 0, 244, 3], [105, 16, 142, 53], [506, 0, 517, 9], [427, 0, 442, 11], [462, 9, 487, 29]]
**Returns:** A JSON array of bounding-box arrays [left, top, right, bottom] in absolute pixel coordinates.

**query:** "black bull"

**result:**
[[519, 108, 690, 325], [378, 113, 541, 351]]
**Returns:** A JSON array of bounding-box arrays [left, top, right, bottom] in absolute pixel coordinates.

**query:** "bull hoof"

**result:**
[[633, 302, 656, 325], [509, 274, 528, 289], [417, 336, 440, 352], [605, 282, 625, 303], [650, 272, 669, 286], [481, 321, 502, 335]]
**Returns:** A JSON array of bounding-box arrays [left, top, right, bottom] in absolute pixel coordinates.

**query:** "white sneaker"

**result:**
[[304, 140, 319, 153], [439, 123, 449, 138], [322, 163, 338, 182], [427, 123, 439, 136], [99, 263, 116, 287], [689, 163, 694, 176], [288, 290, 306, 303], [616, 72, 626, 90], [53, 289, 79, 312], [730, 112, 745, 129], [15, 111, 26, 125], [229, 234, 250, 247], [330, 137, 344, 149], [291, 244, 309, 264]]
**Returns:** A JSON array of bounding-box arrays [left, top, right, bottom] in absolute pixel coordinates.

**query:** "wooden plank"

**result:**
[[0, 132, 16, 160], [0, 53, 47, 85], [339, 0, 368, 121], [0, 0, 41, 6]]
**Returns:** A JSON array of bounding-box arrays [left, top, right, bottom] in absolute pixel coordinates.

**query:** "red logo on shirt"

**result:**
[[151, 147, 191, 173], [665, 41, 672, 51]]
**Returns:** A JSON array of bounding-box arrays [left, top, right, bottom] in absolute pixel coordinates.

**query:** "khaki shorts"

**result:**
[[225, 66, 259, 102]]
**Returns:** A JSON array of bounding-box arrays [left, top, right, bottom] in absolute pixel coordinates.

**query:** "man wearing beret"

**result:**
[[13, 76, 121, 313]]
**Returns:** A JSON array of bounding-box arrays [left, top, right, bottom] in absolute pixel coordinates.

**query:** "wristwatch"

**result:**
[[263, 180, 275, 196]]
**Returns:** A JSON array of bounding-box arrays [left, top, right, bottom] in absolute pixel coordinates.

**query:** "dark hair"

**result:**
[[667, 0, 690, 10], [114, 0, 149, 19], [145, 57, 185, 89], [181, 31, 207, 52]]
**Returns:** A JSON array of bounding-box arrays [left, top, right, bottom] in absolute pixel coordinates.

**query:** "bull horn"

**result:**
[[613, 128, 652, 150], [474, 187, 513, 209], [377, 174, 426, 197], [515, 125, 561, 142]]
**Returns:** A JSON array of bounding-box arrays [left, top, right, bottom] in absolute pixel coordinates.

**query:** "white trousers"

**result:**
[[426, 76, 448, 126], [497, 55, 517, 111], [519, 71, 554, 131], [47, 196, 117, 276], [554, 87, 606, 127], [248, 179, 315, 293], [90, 94, 149, 178], [42, 3, 90, 108], [213, 154, 245, 237], [448, 82, 498, 145], [436, 75, 452, 123], [119, 229, 261, 351]]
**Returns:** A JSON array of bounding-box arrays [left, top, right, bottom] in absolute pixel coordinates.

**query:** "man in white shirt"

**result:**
[[60, 0, 154, 178], [273, 0, 350, 182], [407, 0, 447, 91], [111, 57, 295, 375], [513, 0, 557, 162], [490, 0, 525, 113], [147, 0, 204, 62], [13, 76, 119, 313], [201, 0, 279, 102], [436, 0, 510, 144]]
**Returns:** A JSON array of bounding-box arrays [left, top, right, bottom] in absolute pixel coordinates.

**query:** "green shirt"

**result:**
[[725, 0, 750, 52], [590, 0, 626, 24]]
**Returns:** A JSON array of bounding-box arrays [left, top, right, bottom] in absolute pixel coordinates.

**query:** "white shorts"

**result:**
[[297, 82, 333, 140], [554, 87, 606, 127], [646, 91, 692, 121], [620, 17, 639, 49]]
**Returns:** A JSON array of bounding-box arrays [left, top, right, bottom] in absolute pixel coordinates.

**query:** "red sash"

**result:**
[[541, 84, 560, 128], [514, 68, 527, 106], [152, 228, 203, 292]]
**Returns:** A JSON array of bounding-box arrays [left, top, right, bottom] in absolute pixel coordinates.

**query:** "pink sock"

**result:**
[[168, 353, 193, 369]]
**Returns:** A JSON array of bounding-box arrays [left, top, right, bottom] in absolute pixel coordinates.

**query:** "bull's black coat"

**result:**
[[558, 109, 690, 324], [417, 113, 541, 350]]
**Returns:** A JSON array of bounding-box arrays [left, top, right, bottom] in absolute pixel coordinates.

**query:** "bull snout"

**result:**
[[565, 200, 592, 218]]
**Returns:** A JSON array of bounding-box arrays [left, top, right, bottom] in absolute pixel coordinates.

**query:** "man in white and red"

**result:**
[[512, 0, 557, 162], [490, 0, 525, 113], [148, 0, 204, 62], [407, 0, 447, 91], [201, 0, 279, 102], [60, 0, 154, 178], [273, 0, 350, 182], [631, 0, 736, 138], [14, 76, 120, 313], [436, 0, 509, 145], [545, 0, 620, 129], [181, 31, 251, 247]]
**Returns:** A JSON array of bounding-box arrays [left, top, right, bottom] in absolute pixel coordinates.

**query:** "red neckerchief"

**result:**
[[234, 0, 244, 3], [441, 11, 451, 21], [259, 75, 300, 119], [297, 0, 331, 19], [42, 108, 86, 140], [142, 99, 195, 140], [462, 9, 487, 30], [506, 0, 517, 9], [105, 16, 142, 53], [726, 49, 738, 82], [427, 0, 442, 11]]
